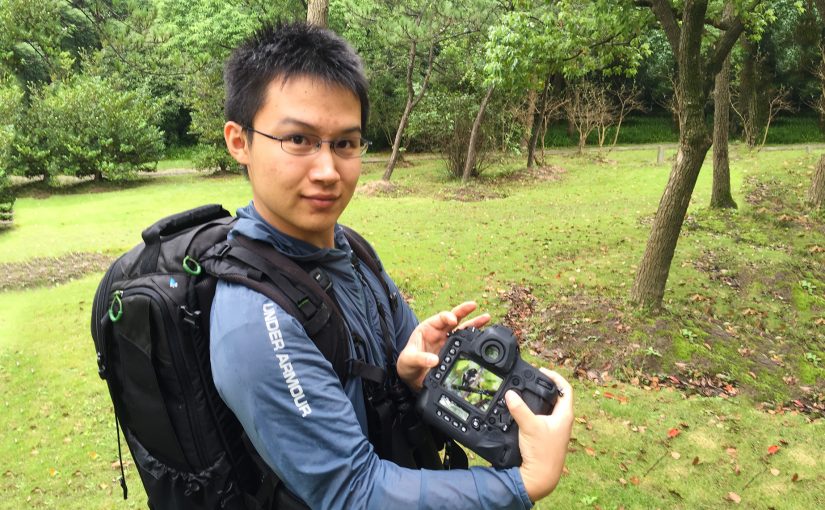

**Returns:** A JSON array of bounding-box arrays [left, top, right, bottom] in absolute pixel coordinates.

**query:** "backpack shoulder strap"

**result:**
[[340, 225, 398, 313], [206, 234, 350, 385]]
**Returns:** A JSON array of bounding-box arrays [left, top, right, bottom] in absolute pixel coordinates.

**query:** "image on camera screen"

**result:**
[[443, 356, 503, 412]]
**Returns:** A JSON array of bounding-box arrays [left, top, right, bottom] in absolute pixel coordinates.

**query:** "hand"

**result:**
[[506, 369, 574, 503], [396, 301, 489, 391]]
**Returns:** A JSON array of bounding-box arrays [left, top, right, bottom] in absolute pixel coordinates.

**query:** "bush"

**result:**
[[0, 79, 20, 227], [10, 75, 165, 181]]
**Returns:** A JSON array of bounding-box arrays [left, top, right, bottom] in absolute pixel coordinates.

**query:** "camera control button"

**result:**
[[497, 398, 505, 407], [461, 426, 467, 433], [443, 414, 451, 422], [453, 340, 461, 347], [434, 372, 442, 380], [492, 407, 500, 416], [501, 423, 511, 433], [448, 348, 456, 355], [452, 420, 460, 428], [444, 356, 452, 363], [439, 364, 447, 371], [436, 409, 442, 417], [471, 417, 481, 430]]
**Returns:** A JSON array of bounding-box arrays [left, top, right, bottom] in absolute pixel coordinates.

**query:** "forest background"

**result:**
[[1, 0, 824, 508]]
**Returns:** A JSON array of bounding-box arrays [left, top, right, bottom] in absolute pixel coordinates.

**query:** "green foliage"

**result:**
[[9, 75, 164, 181], [484, 0, 651, 90], [0, 76, 21, 225]]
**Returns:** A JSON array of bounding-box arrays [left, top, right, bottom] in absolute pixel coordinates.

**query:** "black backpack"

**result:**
[[90, 205, 464, 510]]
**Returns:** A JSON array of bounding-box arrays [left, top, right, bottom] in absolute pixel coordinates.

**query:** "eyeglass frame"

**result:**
[[243, 125, 370, 158]]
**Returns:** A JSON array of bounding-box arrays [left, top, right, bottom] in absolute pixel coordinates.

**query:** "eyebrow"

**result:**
[[276, 117, 361, 135]]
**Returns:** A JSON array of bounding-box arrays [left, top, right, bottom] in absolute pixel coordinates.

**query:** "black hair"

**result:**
[[224, 21, 369, 135]]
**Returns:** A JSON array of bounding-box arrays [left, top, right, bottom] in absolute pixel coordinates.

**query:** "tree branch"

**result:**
[[706, 16, 744, 79], [649, 0, 681, 54]]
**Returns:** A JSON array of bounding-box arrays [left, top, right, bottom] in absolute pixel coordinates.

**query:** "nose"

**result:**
[[307, 143, 340, 184]]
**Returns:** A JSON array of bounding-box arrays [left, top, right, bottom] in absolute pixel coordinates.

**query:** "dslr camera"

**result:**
[[416, 325, 559, 468]]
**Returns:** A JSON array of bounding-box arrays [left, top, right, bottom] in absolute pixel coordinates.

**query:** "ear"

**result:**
[[224, 121, 251, 166]]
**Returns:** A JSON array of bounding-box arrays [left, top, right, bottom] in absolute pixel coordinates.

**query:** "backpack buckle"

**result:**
[[97, 351, 107, 379], [308, 268, 333, 293]]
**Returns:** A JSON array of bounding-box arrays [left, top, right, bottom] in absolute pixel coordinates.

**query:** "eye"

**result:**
[[287, 134, 312, 146], [333, 138, 358, 150]]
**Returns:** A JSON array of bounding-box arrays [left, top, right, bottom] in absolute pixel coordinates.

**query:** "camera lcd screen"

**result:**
[[443, 356, 503, 413]]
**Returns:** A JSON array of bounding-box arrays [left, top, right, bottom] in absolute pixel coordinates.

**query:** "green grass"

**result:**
[[1, 145, 824, 509]]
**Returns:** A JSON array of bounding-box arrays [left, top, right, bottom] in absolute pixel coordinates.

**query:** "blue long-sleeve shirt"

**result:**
[[210, 203, 533, 510]]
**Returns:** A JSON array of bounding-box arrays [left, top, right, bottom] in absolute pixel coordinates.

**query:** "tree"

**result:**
[[485, 0, 650, 169], [712, 49, 738, 208], [630, 0, 759, 309], [711, 2, 738, 209], [342, 0, 481, 182], [808, 0, 825, 208]]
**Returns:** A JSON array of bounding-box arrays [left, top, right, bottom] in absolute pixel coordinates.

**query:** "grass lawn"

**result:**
[[1, 145, 823, 509]]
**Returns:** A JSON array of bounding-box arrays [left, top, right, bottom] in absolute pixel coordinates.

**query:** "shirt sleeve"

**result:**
[[210, 281, 533, 510]]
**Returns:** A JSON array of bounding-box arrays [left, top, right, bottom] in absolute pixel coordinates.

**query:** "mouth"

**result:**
[[303, 194, 339, 209]]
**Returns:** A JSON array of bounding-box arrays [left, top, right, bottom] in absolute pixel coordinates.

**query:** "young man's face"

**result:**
[[224, 75, 362, 248]]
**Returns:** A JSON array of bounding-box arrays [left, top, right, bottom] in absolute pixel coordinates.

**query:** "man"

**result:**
[[212, 21, 574, 509]]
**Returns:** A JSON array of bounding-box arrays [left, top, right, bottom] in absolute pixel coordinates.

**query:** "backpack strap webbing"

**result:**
[[340, 226, 398, 314]]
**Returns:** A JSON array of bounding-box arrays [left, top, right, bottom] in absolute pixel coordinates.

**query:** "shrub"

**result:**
[[10, 75, 165, 181], [0, 79, 20, 227]]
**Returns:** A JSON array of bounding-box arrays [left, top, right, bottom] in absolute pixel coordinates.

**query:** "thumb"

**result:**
[[505, 390, 536, 431]]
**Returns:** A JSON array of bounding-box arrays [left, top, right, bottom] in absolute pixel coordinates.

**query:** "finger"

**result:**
[[505, 390, 538, 433], [539, 369, 573, 396], [450, 301, 478, 321], [458, 313, 490, 330]]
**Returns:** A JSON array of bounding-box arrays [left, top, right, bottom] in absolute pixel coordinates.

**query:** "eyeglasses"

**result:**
[[244, 126, 370, 159]]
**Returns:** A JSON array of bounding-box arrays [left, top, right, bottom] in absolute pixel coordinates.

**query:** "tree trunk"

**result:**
[[383, 40, 435, 181], [527, 72, 552, 169], [632, 0, 725, 309], [307, 0, 328, 28], [810, 0, 825, 208], [383, 98, 414, 181], [462, 84, 495, 184], [809, 155, 825, 209], [711, 45, 737, 209]]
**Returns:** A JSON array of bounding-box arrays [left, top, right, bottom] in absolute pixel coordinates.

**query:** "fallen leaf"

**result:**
[[770, 468, 780, 476], [629, 476, 640, 486], [734, 464, 741, 475], [726, 447, 737, 457], [48, 468, 56, 477], [667, 428, 681, 439], [727, 492, 741, 504], [791, 473, 799, 482], [88, 452, 98, 460], [618, 478, 627, 486], [692, 456, 700, 465], [767, 445, 780, 455], [585, 447, 596, 457], [619, 462, 628, 472], [671, 451, 681, 459]]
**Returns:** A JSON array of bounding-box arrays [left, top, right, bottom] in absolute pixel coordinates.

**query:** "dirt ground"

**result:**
[[0, 252, 114, 291]]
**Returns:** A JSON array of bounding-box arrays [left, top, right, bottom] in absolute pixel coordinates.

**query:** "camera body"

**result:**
[[416, 325, 558, 468]]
